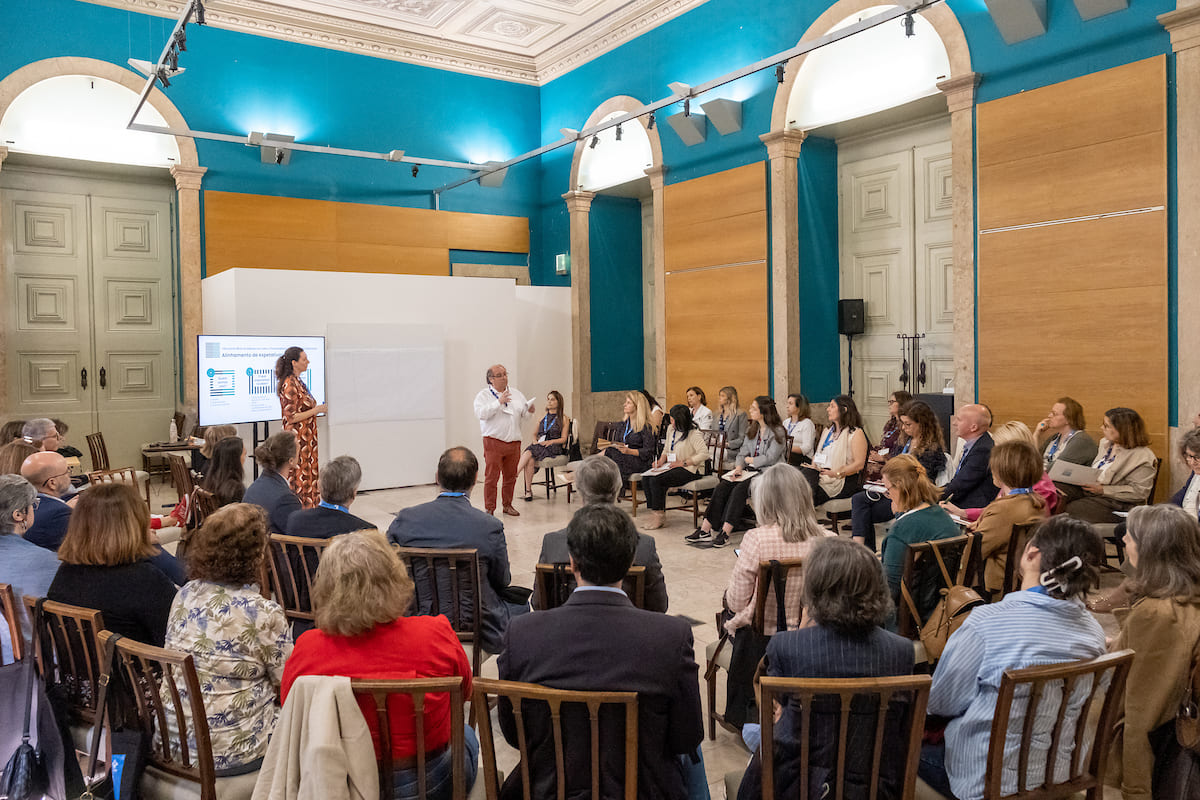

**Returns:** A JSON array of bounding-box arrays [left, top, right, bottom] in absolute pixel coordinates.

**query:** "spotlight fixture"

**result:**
[[156, 68, 171, 89], [776, 64, 785, 83], [128, 58, 185, 80], [615, 124, 623, 141], [902, 12, 915, 36], [168, 47, 179, 71], [412, 164, 419, 177], [195, 0, 206, 24], [274, 147, 285, 165], [647, 112, 656, 130], [683, 98, 691, 118], [589, 135, 599, 149], [251, 133, 294, 164], [176, 29, 187, 51]]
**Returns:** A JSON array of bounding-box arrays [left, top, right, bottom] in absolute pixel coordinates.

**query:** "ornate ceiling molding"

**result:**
[[78, 0, 710, 85]]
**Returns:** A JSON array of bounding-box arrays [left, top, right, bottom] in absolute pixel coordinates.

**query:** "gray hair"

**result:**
[[751, 463, 826, 543], [320, 455, 362, 506], [21, 418, 56, 444], [576, 455, 622, 505], [1181, 428, 1200, 460], [0, 474, 37, 534]]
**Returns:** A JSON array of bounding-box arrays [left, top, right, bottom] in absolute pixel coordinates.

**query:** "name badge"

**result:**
[[667, 453, 678, 463], [813, 453, 829, 468], [877, 448, 889, 456], [538, 435, 547, 443]]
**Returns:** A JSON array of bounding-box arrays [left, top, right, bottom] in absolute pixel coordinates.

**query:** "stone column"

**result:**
[[0, 146, 9, 412], [760, 129, 807, 401], [645, 166, 668, 399], [937, 72, 981, 410], [1160, 5, 1200, 488], [563, 190, 596, 442], [171, 164, 207, 413]]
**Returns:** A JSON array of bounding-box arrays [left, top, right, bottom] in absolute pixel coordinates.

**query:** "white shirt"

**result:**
[[692, 404, 713, 431], [785, 417, 816, 457], [474, 385, 532, 443], [1184, 476, 1200, 519]]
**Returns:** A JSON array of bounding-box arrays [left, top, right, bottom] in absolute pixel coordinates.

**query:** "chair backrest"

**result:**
[[168, 453, 195, 502], [700, 429, 727, 474], [267, 534, 336, 622], [748, 558, 806, 635], [87, 467, 139, 491], [1, 583, 23, 664], [533, 564, 647, 610], [1000, 523, 1040, 598], [23, 596, 106, 723], [190, 486, 218, 529], [100, 630, 217, 800], [86, 432, 110, 472], [1148, 457, 1164, 503], [897, 534, 982, 638], [473, 677, 638, 800], [393, 546, 485, 675], [590, 420, 618, 454], [984, 650, 1134, 800], [758, 674, 932, 800], [351, 677, 466, 800]]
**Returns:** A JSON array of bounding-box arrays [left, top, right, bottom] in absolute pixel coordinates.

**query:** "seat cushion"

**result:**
[[705, 638, 732, 672], [141, 763, 258, 800], [820, 498, 854, 514], [684, 475, 719, 492], [536, 455, 569, 468]]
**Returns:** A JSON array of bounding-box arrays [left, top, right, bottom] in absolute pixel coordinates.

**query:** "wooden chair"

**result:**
[[1104, 457, 1163, 566], [266, 534, 335, 630], [394, 546, 488, 677], [87, 466, 151, 508], [752, 674, 932, 800], [999, 523, 1039, 598], [664, 430, 728, 527], [473, 677, 638, 800], [1, 583, 23, 664], [531, 420, 574, 499], [23, 596, 106, 728], [190, 486, 218, 528], [168, 453, 195, 503], [705, 558, 805, 740], [983, 650, 1134, 800], [350, 677, 469, 800], [85, 431, 151, 506], [896, 533, 983, 640], [533, 563, 647, 610]]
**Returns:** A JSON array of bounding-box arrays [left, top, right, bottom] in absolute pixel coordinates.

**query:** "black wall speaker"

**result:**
[[838, 299, 865, 336]]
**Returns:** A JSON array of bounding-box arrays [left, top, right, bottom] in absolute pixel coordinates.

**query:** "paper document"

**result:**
[[1048, 460, 1101, 486]]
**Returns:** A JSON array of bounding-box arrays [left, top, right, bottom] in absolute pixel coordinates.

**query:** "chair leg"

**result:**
[[706, 666, 718, 740], [545, 467, 554, 500], [630, 482, 639, 518]]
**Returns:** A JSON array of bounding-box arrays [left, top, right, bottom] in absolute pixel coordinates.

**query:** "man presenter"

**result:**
[[474, 364, 535, 517]]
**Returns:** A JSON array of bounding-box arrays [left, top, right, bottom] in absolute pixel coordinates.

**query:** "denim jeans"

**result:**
[[917, 741, 956, 799], [393, 724, 479, 800]]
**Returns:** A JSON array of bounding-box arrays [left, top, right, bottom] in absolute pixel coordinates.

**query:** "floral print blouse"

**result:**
[[164, 581, 294, 770]]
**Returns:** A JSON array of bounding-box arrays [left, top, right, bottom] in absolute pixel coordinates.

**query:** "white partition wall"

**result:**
[[202, 268, 572, 489]]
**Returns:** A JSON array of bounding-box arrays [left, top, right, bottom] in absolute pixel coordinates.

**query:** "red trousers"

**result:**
[[482, 436, 521, 512]]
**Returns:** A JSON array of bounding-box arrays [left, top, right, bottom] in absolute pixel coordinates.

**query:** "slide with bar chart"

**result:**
[[198, 335, 326, 425]]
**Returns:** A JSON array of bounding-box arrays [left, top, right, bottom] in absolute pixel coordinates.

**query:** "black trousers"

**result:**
[[641, 466, 696, 510], [851, 489, 892, 550], [804, 468, 862, 506], [705, 476, 754, 529]]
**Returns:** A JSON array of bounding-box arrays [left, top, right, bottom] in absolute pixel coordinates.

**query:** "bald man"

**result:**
[[19, 451, 74, 550], [473, 364, 535, 516], [941, 404, 998, 511]]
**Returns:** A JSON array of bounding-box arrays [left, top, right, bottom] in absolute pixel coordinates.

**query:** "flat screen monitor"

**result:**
[[198, 335, 326, 426]]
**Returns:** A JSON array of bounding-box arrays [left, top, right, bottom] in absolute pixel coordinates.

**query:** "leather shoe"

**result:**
[[502, 506, 520, 517]]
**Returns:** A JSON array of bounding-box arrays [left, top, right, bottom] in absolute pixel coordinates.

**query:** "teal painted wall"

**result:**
[[796, 136, 841, 404], [588, 196, 645, 391]]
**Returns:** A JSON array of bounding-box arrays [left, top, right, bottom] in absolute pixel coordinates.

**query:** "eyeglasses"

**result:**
[[26, 498, 40, 510], [1186, 452, 1200, 463], [42, 470, 69, 487]]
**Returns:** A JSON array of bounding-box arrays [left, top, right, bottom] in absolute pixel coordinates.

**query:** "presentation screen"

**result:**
[[198, 335, 326, 426]]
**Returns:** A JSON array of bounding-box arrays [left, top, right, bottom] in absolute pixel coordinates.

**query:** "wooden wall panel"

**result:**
[[977, 56, 1169, 496], [204, 191, 528, 276]]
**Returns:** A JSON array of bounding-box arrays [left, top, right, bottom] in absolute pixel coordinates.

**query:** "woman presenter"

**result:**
[[276, 346, 326, 508]]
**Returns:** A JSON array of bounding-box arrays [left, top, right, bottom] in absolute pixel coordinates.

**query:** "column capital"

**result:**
[[760, 129, 807, 160], [0, 146, 9, 172], [644, 165, 668, 191], [562, 190, 596, 214], [170, 164, 207, 192], [1160, 5, 1200, 51], [938, 72, 981, 114]]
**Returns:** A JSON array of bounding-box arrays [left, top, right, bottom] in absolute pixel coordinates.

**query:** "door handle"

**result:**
[[81, 368, 88, 389], [99, 367, 107, 389], [918, 360, 927, 386]]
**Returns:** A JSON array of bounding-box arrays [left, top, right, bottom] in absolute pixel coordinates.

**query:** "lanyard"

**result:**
[[541, 414, 554, 436], [490, 388, 507, 407], [1045, 430, 1076, 462], [670, 430, 679, 451], [822, 427, 836, 451], [1007, 488, 1032, 496], [439, 492, 466, 498], [318, 500, 349, 513], [623, 419, 632, 443], [786, 419, 797, 435], [753, 434, 763, 457], [902, 441, 912, 454], [1096, 444, 1117, 469], [719, 413, 727, 432]]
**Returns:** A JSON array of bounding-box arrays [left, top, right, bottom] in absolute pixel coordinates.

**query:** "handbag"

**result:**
[[75, 632, 147, 800], [900, 544, 984, 663], [1176, 629, 1200, 753], [0, 658, 50, 800], [722, 560, 790, 729]]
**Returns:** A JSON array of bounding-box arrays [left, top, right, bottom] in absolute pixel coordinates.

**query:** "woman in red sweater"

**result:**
[[281, 529, 476, 800]]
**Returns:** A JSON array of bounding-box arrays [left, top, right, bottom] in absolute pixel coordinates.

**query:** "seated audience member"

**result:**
[[194, 423, 237, 478], [50, 419, 83, 460], [387, 447, 526, 654], [941, 404, 998, 511], [282, 530, 476, 800], [943, 421, 1057, 521], [640, 404, 709, 531], [0, 440, 37, 475], [878, 455, 960, 603], [537, 455, 668, 612], [200, 436, 247, 507], [737, 537, 915, 800], [865, 390, 913, 483], [714, 386, 748, 467], [499, 503, 704, 800], [243, 431, 302, 535], [166, 503, 293, 774], [516, 390, 570, 502], [1062, 407, 1157, 523], [688, 396, 788, 549], [48, 483, 178, 646], [20, 451, 77, 550], [802, 395, 870, 507], [0, 474, 61, 661], [783, 393, 817, 466], [1, 420, 25, 444], [286, 455, 372, 538], [1035, 397, 1099, 476], [21, 418, 61, 452], [599, 391, 656, 484], [919, 516, 1106, 800], [1110, 505, 1200, 800], [853, 400, 947, 551], [686, 386, 713, 431]]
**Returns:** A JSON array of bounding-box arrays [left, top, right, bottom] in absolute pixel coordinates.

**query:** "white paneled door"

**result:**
[[839, 121, 952, 440], [3, 167, 177, 469]]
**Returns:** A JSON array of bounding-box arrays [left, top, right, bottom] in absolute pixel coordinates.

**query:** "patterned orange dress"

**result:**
[[278, 374, 319, 508]]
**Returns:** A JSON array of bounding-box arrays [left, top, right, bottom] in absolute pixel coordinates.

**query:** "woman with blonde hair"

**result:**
[[282, 529, 476, 800], [0, 440, 37, 476], [598, 391, 655, 484], [194, 423, 237, 477], [878, 454, 959, 601], [714, 386, 748, 466], [47, 482, 178, 645]]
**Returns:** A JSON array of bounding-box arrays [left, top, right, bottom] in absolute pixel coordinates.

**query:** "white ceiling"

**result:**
[[83, 0, 712, 84]]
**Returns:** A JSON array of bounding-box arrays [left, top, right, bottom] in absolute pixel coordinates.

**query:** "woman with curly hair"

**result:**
[[165, 503, 292, 774], [276, 346, 326, 508]]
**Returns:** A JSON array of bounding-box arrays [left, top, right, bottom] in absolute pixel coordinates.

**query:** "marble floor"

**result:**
[[153, 474, 1126, 798]]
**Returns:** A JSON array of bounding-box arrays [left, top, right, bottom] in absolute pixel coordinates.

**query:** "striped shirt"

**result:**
[[928, 590, 1106, 800]]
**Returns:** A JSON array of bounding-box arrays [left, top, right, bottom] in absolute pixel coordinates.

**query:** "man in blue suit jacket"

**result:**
[[941, 404, 999, 511], [386, 447, 521, 654], [20, 451, 75, 550]]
